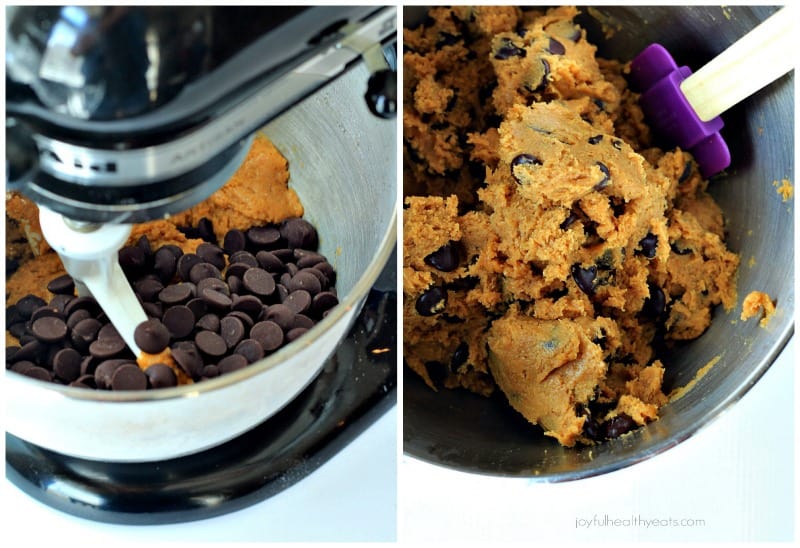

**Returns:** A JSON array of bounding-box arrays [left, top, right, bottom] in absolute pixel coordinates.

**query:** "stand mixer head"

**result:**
[[6, 5, 396, 223]]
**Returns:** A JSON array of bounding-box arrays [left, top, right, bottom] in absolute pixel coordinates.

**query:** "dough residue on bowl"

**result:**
[[403, 6, 740, 446]]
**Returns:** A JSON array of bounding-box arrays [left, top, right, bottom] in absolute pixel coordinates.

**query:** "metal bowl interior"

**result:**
[[5, 61, 397, 461], [403, 5, 794, 480]]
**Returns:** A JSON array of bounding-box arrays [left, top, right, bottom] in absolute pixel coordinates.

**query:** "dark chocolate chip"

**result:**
[[23, 365, 52, 381], [588, 134, 604, 145], [220, 316, 245, 349], [280, 218, 318, 250], [242, 267, 277, 297], [158, 283, 193, 305], [271, 248, 295, 262], [247, 226, 282, 249], [201, 364, 220, 379], [10, 360, 36, 374], [571, 264, 597, 295], [311, 291, 339, 317], [510, 153, 542, 184], [171, 343, 204, 378], [435, 31, 460, 48], [547, 37, 566, 55], [225, 262, 250, 280], [94, 359, 131, 389], [223, 229, 247, 255], [670, 242, 693, 255], [450, 342, 469, 372], [415, 286, 447, 316], [134, 278, 165, 302], [16, 294, 48, 319], [678, 160, 693, 183], [89, 337, 127, 359], [134, 319, 171, 354], [197, 217, 215, 243], [196, 313, 221, 333], [283, 289, 311, 314], [195, 330, 227, 357], [234, 339, 265, 363], [287, 270, 321, 295], [295, 250, 326, 268], [638, 233, 658, 259], [494, 37, 526, 59], [142, 301, 164, 319], [424, 241, 461, 272], [226, 310, 255, 330], [71, 317, 103, 349], [31, 316, 68, 343], [264, 304, 295, 331], [292, 314, 315, 330], [47, 274, 75, 295], [641, 284, 667, 320], [285, 327, 308, 342], [218, 353, 248, 375], [593, 161, 611, 190], [63, 295, 100, 317], [201, 287, 233, 310], [560, 212, 579, 230], [228, 249, 256, 266], [255, 250, 284, 273], [52, 347, 82, 382], [162, 305, 196, 339], [612, 139, 623, 151], [189, 262, 222, 284], [118, 246, 146, 279], [145, 363, 178, 388], [49, 294, 74, 313], [231, 294, 263, 319], [70, 374, 97, 389], [97, 323, 123, 343], [196, 242, 226, 270], [186, 298, 208, 321], [177, 253, 203, 282], [604, 413, 637, 439], [197, 277, 230, 297], [30, 305, 64, 322], [227, 275, 243, 294], [111, 363, 148, 391], [80, 355, 97, 376], [8, 321, 27, 339], [250, 321, 284, 352], [66, 308, 91, 330], [153, 247, 178, 283]]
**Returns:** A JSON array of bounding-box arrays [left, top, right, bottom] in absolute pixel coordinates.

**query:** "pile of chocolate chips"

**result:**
[[5, 217, 339, 391]]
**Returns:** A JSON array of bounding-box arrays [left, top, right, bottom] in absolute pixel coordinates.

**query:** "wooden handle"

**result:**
[[680, 6, 795, 122]]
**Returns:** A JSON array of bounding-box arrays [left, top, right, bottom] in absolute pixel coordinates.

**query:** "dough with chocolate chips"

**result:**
[[6, 134, 302, 327], [403, 6, 739, 446]]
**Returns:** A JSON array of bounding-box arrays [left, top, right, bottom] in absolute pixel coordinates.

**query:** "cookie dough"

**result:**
[[741, 291, 775, 327], [403, 6, 739, 446]]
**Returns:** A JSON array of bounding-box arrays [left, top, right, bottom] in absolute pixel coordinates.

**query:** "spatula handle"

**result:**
[[680, 6, 795, 122]]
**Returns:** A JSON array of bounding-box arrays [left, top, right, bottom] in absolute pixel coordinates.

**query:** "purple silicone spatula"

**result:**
[[629, 6, 794, 178]]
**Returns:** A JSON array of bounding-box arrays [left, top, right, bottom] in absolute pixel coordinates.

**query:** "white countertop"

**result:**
[[2, 405, 397, 544], [400, 336, 795, 543]]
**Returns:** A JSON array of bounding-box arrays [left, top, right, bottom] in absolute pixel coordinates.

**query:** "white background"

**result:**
[[400, 337, 796, 543]]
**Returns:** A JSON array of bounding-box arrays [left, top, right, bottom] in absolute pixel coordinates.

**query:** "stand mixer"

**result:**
[[6, 5, 396, 358]]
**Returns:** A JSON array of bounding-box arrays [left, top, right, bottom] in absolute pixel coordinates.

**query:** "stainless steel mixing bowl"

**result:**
[[6, 62, 397, 462], [403, 5, 794, 480]]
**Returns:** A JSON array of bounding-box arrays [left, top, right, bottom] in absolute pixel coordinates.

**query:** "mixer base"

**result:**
[[5, 282, 396, 525]]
